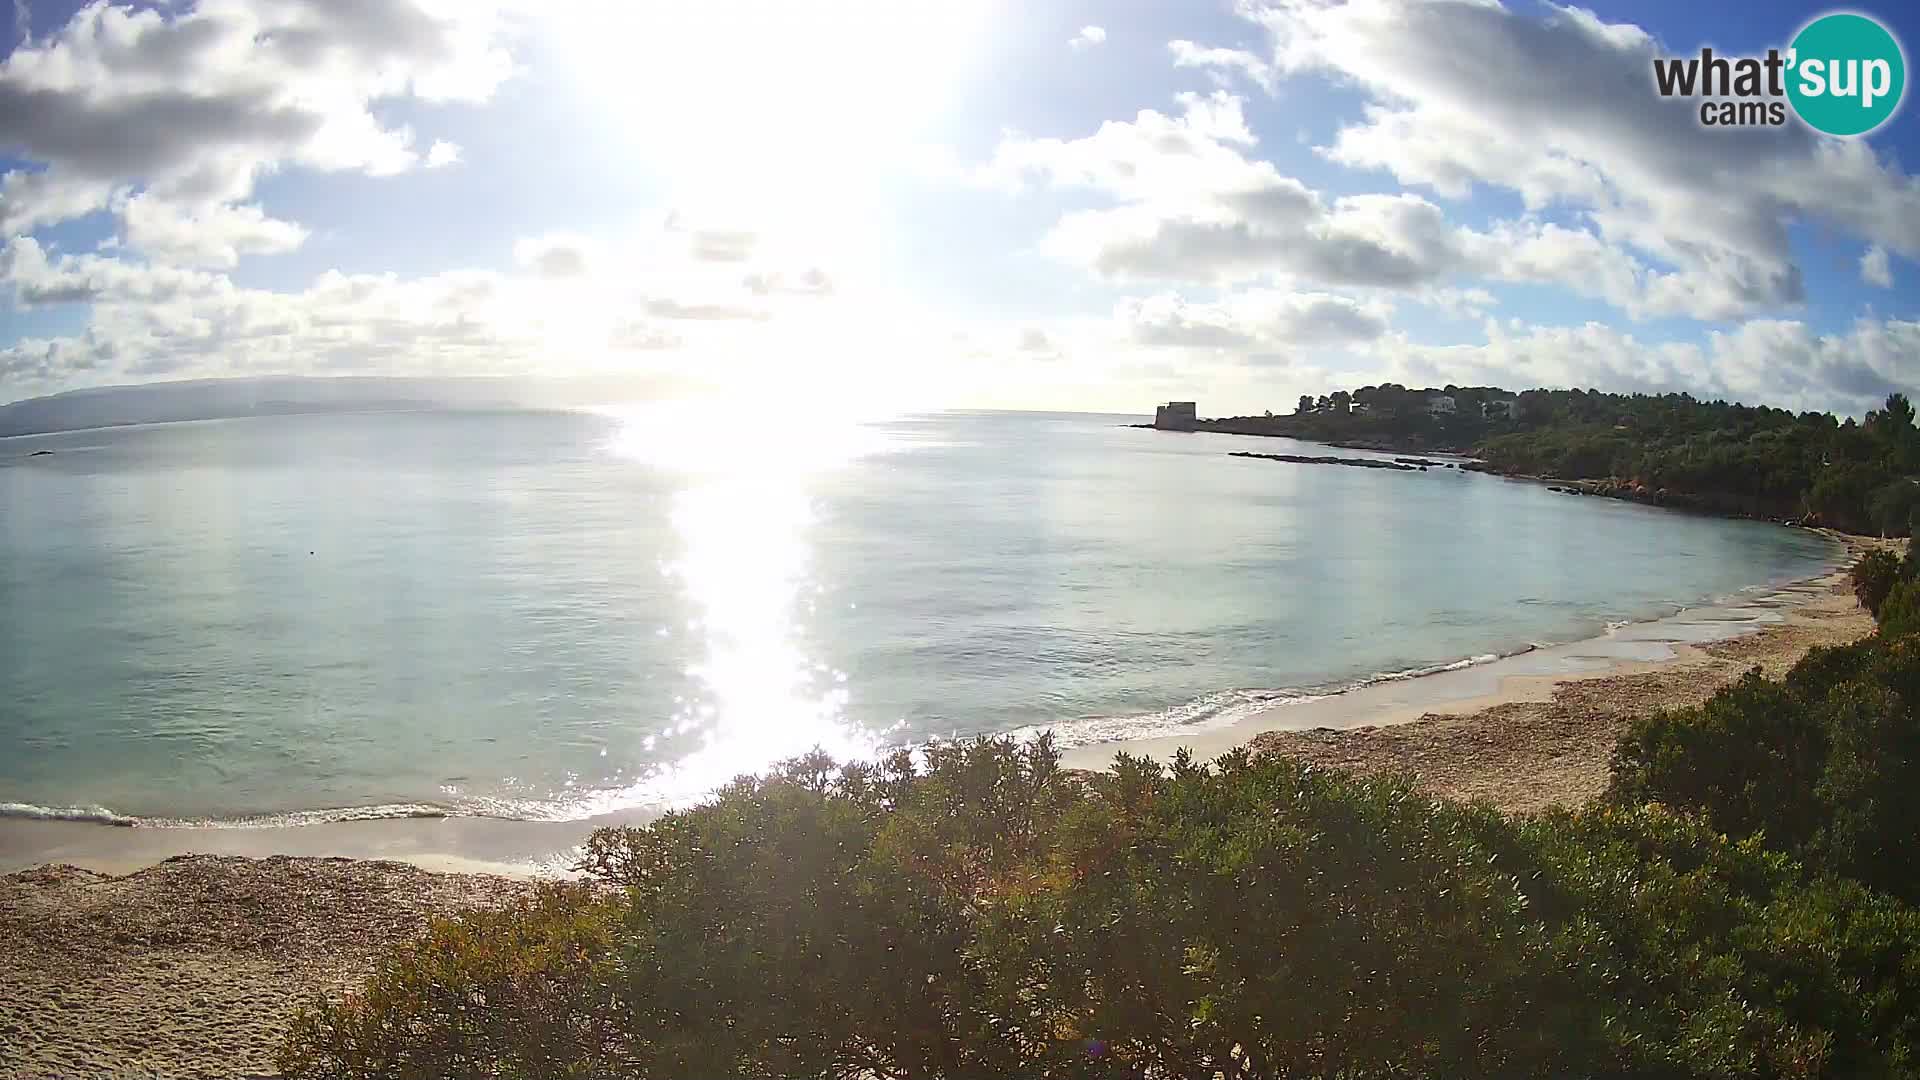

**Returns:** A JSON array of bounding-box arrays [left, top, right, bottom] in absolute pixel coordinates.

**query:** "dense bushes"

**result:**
[[1611, 550, 1920, 902], [1854, 549, 1905, 615], [1612, 637, 1920, 900], [284, 733, 1920, 1078], [1884, 580, 1920, 638], [280, 542, 1920, 1079], [1473, 392, 1918, 534], [1256, 387, 1917, 530], [278, 885, 629, 1078]]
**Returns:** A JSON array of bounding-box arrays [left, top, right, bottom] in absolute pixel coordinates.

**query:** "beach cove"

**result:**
[[1, 530, 1891, 1079]]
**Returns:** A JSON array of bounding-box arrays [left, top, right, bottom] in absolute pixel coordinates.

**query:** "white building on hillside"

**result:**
[[1425, 393, 1457, 415]]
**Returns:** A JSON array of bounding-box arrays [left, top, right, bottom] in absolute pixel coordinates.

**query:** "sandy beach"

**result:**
[[0, 530, 1889, 1079], [1240, 537, 1887, 813], [0, 856, 531, 1079]]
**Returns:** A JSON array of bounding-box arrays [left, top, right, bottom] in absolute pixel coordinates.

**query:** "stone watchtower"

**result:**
[[1153, 401, 1198, 431]]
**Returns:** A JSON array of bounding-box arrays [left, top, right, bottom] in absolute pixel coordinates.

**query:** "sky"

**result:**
[[0, 0, 1916, 417]]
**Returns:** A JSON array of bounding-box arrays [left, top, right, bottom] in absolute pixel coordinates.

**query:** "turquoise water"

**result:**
[[0, 408, 1836, 823]]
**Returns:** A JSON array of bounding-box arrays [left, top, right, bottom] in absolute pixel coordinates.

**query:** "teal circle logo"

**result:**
[[1787, 12, 1906, 136]]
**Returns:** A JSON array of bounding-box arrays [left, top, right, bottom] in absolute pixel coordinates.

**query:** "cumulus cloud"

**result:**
[[0, 195, 863, 397], [424, 139, 462, 169], [0, 169, 116, 233], [1070, 25, 1106, 51], [1221, 0, 1920, 318], [1169, 40, 1275, 93], [120, 193, 308, 268], [986, 92, 1471, 288], [0, 0, 515, 262], [983, 93, 1529, 295], [1121, 290, 1390, 349], [1861, 246, 1893, 289], [0, 260, 541, 393], [981, 74, 1875, 321], [1377, 316, 1920, 417], [513, 233, 593, 279], [1, 236, 226, 306]]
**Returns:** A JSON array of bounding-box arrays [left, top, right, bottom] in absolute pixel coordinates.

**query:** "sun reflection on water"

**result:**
[[569, 400, 900, 813]]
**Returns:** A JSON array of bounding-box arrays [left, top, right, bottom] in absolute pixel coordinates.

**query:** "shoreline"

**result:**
[[0, 533, 1887, 1079], [1061, 529, 1883, 813], [1156, 422, 1826, 531], [0, 530, 1864, 876]]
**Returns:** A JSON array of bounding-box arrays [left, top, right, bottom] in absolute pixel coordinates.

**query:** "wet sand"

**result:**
[[1061, 530, 1885, 813], [1242, 562, 1876, 812]]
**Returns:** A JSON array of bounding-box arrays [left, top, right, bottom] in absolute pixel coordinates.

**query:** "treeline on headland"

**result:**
[[1200, 385, 1920, 536], [276, 543, 1920, 1078]]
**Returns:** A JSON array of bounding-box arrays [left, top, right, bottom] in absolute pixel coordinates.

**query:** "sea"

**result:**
[[0, 407, 1838, 826]]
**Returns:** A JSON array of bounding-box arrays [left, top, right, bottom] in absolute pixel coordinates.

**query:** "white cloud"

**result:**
[[1375, 316, 1920, 417], [0, 204, 885, 399], [1121, 289, 1391, 349], [981, 69, 1884, 321], [1226, 0, 1920, 319], [1861, 245, 1893, 289], [0, 0, 517, 262], [1169, 39, 1276, 93], [1, 236, 227, 306], [424, 139, 463, 169], [120, 194, 308, 268], [987, 92, 1622, 304], [0, 169, 116, 233], [989, 92, 1469, 288], [1070, 25, 1106, 51], [513, 233, 594, 278]]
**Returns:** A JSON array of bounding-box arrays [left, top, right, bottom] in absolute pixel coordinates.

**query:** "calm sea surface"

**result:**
[[0, 408, 1836, 823]]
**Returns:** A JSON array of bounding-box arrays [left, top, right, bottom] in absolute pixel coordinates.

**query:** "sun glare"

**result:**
[[548, 0, 993, 223], [544, 401, 907, 813]]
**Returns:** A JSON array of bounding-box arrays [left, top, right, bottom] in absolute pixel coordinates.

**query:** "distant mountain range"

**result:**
[[0, 375, 687, 438]]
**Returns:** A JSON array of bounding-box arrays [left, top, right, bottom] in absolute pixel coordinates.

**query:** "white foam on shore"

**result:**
[[0, 802, 138, 826], [0, 800, 455, 830]]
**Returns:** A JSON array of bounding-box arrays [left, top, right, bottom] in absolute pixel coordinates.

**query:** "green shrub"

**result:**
[[1610, 669, 1829, 849], [1609, 633, 1920, 902], [282, 737, 1920, 1079], [1883, 579, 1920, 638], [1853, 549, 1904, 616], [276, 883, 628, 1079]]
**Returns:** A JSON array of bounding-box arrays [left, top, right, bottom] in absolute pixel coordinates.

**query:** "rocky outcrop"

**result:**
[[1229, 452, 1418, 471]]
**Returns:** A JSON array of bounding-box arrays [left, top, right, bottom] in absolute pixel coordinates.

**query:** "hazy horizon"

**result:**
[[4, 371, 1902, 443]]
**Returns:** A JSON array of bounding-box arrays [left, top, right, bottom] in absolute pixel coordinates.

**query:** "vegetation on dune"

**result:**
[[1231, 386, 1920, 535], [286, 555, 1920, 1080], [1854, 550, 1906, 615], [1609, 636, 1920, 903]]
